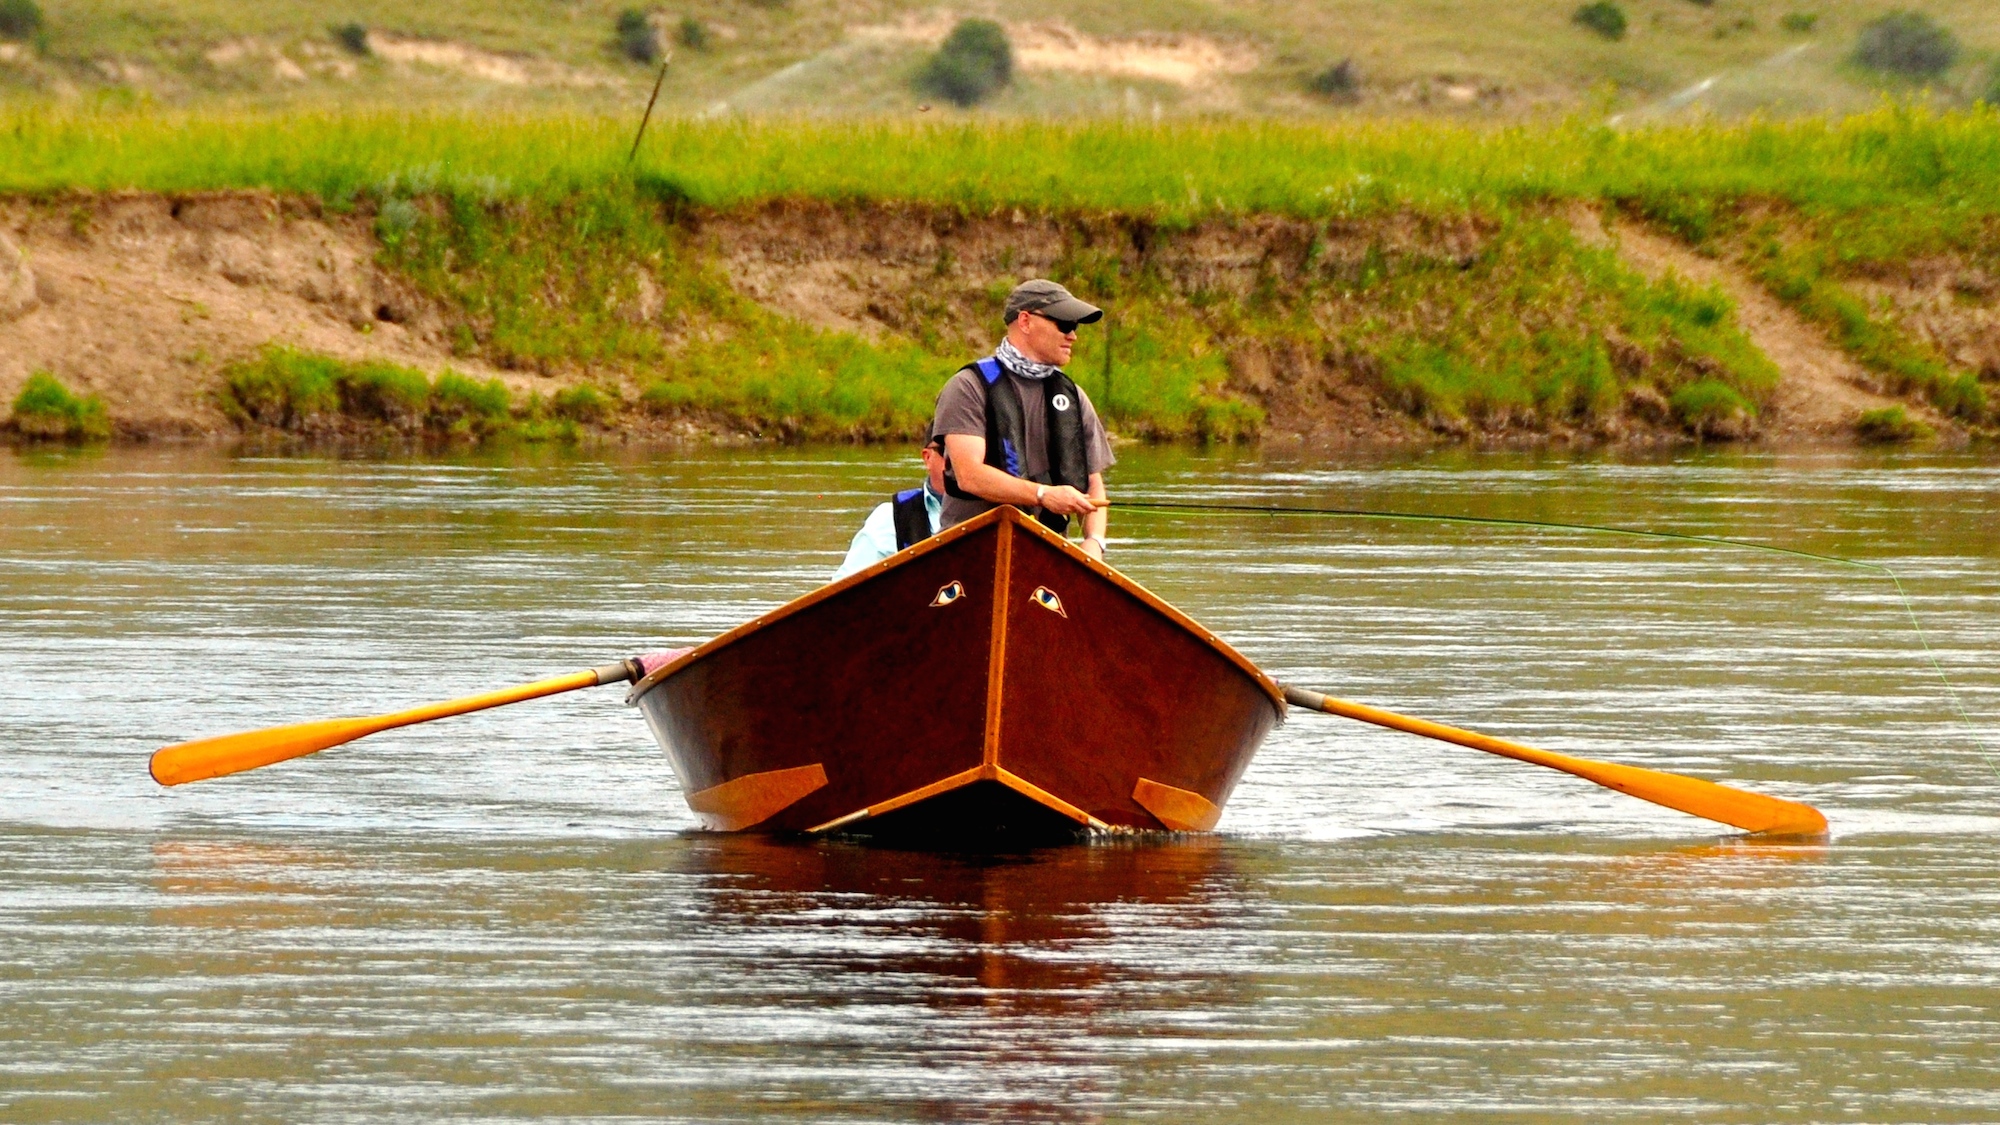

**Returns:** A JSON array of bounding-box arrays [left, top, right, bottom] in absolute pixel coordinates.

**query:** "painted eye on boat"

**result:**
[[930, 581, 964, 607], [1030, 586, 1066, 617]]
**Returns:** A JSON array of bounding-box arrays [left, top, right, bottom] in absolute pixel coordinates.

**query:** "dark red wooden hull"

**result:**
[[627, 505, 1285, 839]]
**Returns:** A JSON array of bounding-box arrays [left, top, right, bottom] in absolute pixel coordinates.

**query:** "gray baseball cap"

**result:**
[[1002, 279, 1104, 325]]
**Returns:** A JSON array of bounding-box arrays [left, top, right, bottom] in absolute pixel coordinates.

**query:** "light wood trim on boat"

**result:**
[[995, 767, 1107, 829], [685, 763, 829, 832], [1132, 777, 1222, 832], [803, 760, 1110, 834], [982, 517, 1013, 767], [804, 764, 991, 834]]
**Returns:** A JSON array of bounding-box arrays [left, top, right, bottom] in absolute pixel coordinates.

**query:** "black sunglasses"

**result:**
[[1031, 311, 1080, 335]]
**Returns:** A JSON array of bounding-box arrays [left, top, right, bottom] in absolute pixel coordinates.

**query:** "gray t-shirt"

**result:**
[[931, 366, 1115, 529]]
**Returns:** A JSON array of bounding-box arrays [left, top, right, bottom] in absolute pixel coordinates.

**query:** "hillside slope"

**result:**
[[1, 0, 1997, 120]]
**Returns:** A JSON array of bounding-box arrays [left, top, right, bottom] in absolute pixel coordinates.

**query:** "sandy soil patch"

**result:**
[[1010, 23, 1257, 86], [203, 38, 319, 82], [365, 33, 620, 89], [1392, 76, 1511, 108], [92, 58, 148, 84], [853, 16, 1257, 86]]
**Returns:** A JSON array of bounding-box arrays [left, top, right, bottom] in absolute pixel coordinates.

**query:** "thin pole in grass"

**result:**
[[1101, 314, 1114, 419], [628, 52, 673, 165]]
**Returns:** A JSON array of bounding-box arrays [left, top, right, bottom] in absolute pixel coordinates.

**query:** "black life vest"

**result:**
[[942, 356, 1089, 535], [891, 487, 931, 551]]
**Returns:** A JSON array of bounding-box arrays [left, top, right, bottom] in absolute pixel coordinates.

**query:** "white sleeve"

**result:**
[[830, 503, 897, 582]]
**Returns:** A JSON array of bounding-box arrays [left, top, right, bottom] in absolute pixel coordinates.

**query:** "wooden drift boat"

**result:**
[[628, 505, 1286, 840]]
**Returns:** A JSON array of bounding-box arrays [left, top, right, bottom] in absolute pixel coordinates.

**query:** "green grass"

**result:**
[[219, 346, 541, 442], [639, 320, 947, 441], [9, 370, 110, 440], [379, 186, 685, 369], [1351, 218, 1779, 426], [2, 106, 1997, 232], [1669, 378, 1755, 433], [1855, 403, 1934, 442]]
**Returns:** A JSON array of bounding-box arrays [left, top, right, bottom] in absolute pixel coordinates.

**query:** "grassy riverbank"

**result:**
[[3, 108, 1996, 444]]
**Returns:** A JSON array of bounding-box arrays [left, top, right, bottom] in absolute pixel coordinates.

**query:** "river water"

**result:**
[[3, 443, 1997, 1122]]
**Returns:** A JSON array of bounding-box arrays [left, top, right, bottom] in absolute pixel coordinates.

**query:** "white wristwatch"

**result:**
[[1034, 484, 1048, 506]]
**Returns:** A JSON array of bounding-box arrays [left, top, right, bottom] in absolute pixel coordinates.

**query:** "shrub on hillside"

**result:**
[[430, 372, 511, 432], [1855, 405, 1932, 443], [221, 348, 525, 440], [677, 16, 708, 51], [1854, 12, 1958, 79], [0, 0, 41, 41], [1982, 63, 2000, 106], [337, 361, 431, 426], [330, 22, 369, 56], [916, 19, 1011, 107], [1780, 12, 1818, 33], [617, 8, 659, 64], [1572, 1, 1627, 41], [1307, 58, 1358, 100], [552, 384, 612, 423], [10, 371, 110, 440], [1670, 379, 1754, 438]]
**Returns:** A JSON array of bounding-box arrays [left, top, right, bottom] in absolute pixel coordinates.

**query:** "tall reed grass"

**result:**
[[5, 106, 1997, 229]]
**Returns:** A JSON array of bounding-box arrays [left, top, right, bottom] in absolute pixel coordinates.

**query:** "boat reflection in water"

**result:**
[[127, 832, 1253, 1119], [677, 833, 1249, 1021]]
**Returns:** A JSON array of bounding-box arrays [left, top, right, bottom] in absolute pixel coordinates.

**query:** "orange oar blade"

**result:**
[[1283, 686, 1827, 837], [150, 717, 388, 786], [150, 662, 638, 788]]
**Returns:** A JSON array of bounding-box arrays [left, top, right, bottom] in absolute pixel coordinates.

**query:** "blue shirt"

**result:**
[[831, 482, 943, 581]]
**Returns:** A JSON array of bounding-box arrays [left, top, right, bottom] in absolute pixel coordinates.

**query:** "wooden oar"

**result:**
[[1281, 685, 1827, 836], [149, 659, 646, 787]]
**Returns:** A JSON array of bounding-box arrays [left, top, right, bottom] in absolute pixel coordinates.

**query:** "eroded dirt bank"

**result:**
[[1, 194, 505, 439], [1, 191, 1990, 448]]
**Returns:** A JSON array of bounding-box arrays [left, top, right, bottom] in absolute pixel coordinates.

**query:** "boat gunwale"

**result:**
[[625, 505, 1287, 717]]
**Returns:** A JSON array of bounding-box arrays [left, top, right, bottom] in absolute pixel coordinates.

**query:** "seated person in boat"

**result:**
[[830, 431, 948, 581], [932, 279, 1113, 560]]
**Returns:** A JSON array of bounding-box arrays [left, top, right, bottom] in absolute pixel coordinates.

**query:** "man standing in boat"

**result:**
[[932, 279, 1113, 560]]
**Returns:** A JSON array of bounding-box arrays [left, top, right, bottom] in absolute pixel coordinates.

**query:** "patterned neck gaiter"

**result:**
[[994, 338, 1062, 381]]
